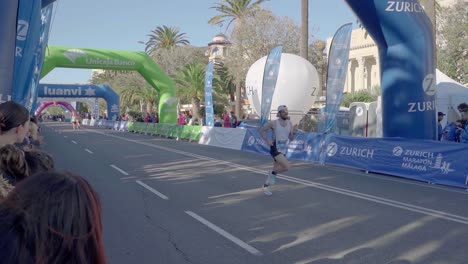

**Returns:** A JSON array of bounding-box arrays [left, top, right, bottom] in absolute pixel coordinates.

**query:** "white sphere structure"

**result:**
[[245, 53, 320, 124]]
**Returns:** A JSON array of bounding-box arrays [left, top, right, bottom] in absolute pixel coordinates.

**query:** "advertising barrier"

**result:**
[[80, 120, 468, 189]]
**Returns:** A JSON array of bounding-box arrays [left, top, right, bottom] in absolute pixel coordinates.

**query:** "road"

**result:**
[[41, 122, 468, 264]]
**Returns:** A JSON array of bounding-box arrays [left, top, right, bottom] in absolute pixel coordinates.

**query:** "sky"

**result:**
[[41, 0, 357, 84]]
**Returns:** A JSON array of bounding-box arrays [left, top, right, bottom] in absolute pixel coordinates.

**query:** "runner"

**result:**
[[70, 113, 78, 130], [258, 105, 295, 195]]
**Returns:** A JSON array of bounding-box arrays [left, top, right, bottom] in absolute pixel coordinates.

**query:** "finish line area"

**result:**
[[41, 121, 468, 264]]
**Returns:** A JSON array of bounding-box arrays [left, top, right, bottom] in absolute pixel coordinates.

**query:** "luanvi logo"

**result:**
[[64, 49, 86, 63]]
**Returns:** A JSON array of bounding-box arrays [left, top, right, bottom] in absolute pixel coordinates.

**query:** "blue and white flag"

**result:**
[[260, 46, 283, 127], [13, 0, 42, 108], [0, 0, 19, 102], [321, 23, 353, 133], [204, 61, 215, 126], [30, 4, 54, 111]]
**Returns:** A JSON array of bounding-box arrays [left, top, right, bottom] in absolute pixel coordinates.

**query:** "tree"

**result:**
[[120, 84, 158, 115], [151, 46, 206, 77], [139, 25, 190, 54], [175, 63, 206, 120], [341, 89, 379, 107], [208, 0, 268, 32], [223, 9, 302, 116], [436, 0, 467, 84]]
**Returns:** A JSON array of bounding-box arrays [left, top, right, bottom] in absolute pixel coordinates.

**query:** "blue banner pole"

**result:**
[[0, 0, 19, 102], [320, 23, 353, 133], [13, 0, 42, 108], [260, 46, 283, 127], [204, 61, 215, 126], [345, 0, 436, 140], [30, 4, 54, 112]]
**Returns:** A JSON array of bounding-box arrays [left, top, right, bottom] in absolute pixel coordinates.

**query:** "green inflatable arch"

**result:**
[[40, 46, 177, 123]]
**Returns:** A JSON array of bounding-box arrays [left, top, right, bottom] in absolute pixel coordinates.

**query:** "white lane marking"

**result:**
[[87, 129, 468, 225], [71, 140, 77, 144], [110, 165, 129, 176], [185, 211, 262, 256], [64, 136, 68, 138], [85, 149, 93, 154], [136, 180, 169, 200]]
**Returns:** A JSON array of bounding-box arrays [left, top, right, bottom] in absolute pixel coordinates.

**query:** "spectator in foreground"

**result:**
[[0, 101, 30, 147], [0, 171, 106, 264]]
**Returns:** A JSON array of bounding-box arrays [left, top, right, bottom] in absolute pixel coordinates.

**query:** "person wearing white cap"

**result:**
[[259, 105, 295, 195]]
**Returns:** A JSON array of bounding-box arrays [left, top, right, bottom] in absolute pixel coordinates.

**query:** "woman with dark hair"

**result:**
[[24, 149, 54, 174], [0, 101, 30, 146], [0, 144, 29, 186], [0, 171, 106, 264]]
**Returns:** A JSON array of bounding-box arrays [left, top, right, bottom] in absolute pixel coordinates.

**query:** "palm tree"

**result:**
[[208, 0, 268, 118], [175, 63, 206, 119], [120, 85, 158, 115], [139, 25, 190, 55], [208, 0, 268, 33]]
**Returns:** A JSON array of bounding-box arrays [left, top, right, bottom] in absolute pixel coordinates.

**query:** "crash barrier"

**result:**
[[81, 119, 468, 189]]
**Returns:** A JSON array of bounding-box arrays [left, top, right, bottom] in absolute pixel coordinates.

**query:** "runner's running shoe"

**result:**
[[262, 186, 272, 196]]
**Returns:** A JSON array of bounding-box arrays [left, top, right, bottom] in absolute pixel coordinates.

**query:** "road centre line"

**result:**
[[71, 140, 77, 144], [110, 164, 129, 176], [85, 149, 93, 154], [136, 180, 169, 200], [185, 211, 262, 256], [87, 129, 468, 225]]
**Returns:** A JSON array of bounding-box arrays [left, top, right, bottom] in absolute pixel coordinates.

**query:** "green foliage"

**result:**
[[436, 0, 467, 84], [225, 9, 302, 85], [341, 90, 378, 107], [208, 0, 268, 32], [139, 25, 190, 54]]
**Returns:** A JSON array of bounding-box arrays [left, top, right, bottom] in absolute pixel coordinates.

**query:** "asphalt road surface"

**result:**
[[40, 122, 468, 264]]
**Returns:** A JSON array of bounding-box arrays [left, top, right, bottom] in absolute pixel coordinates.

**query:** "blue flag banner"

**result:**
[[204, 61, 215, 126], [321, 23, 353, 133], [30, 4, 54, 111], [0, 0, 19, 102], [345, 0, 436, 140], [260, 46, 283, 127], [13, 0, 42, 108]]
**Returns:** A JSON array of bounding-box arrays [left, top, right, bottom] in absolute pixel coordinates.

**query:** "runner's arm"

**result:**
[[259, 121, 274, 146]]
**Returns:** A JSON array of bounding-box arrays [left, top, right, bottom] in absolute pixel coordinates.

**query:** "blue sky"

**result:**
[[41, 0, 357, 84]]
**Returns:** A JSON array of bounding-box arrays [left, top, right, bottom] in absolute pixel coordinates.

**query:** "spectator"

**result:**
[[0, 171, 106, 264], [144, 113, 152, 123], [437, 112, 445, 141], [0, 101, 30, 147], [458, 107, 468, 143], [178, 112, 186, 126], [230, 111, 238, 128], [442, 120, 463, 142], [214, 115, 222, 127], [0, 145, 55, 200], [223, 110, 231, 128]]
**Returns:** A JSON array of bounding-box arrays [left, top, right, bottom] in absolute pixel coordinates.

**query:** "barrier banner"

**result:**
[[260, 46, 283, 126], [0, 0, 19, 100], [13, 0, 42, 107], [345, 0, 436, 139], [241, 128, 271, 155], [321, 23, 353, 133], [204, 61, 215, 126], [368, 138, 468, 188], [323, 135, 468, 189]]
